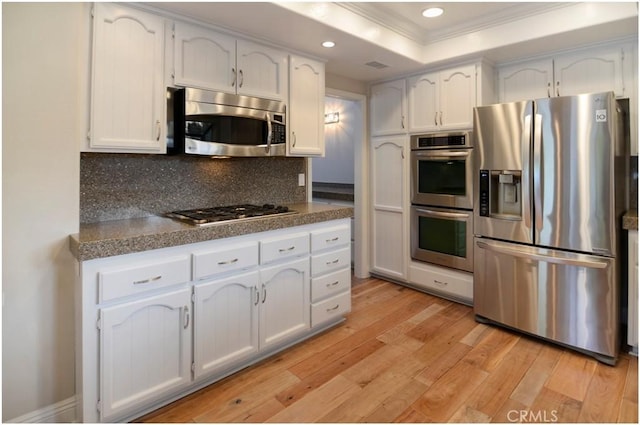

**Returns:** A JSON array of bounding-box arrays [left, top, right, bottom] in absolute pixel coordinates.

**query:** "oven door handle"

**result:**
[[413, 151, 470, 159], [414, 208, 470, 220]]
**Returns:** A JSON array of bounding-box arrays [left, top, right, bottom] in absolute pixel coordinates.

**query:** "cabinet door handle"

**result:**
[[292, 131, 297, 147], [232, 68, 237, 87], [326, 281, 340, 288], [155, 120, 161, 141], [217, 258, 239, 266], [183, 306, 190, 329], [261, 284, 267, 304], [439, 111, 443, 126], [547, 82, 551, 98], [279, 246, 296, 253], [556, 81, 560, 97], [133, 275, 162, 285], [254, 286, 260, 306], [326, 304, 340, 312], [434, 112, 438, 126], [401, 115, 405, 129], [239, 69, 244, 88]]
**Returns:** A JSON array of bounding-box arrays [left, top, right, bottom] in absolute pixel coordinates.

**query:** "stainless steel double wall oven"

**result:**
[[410, 131, 474, 272]]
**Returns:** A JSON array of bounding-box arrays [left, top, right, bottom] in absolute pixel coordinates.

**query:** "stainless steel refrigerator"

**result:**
[[473, 91, 627, 365]]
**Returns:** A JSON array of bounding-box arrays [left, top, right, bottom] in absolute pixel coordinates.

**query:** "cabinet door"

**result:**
[[288, 55, 325, 156], [259, 257, 310, 350], [629, 231, 638, 350], [90, 3, 165, 152], [99, 287, 191, 420], [554, 46, 625, 97], [439, 65, 476, 129], [173, 22, 236, 93], [370, 80, 407, 136], [193, 271, 260, 379], [237, 40, 288, 101], [498, 59, 553, 102], [371, 136, 408, 280], [407, 72, 439, 132]]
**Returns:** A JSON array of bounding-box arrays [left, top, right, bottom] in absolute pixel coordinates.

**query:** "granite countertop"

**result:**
[[312, 183, 354, 203], [70, 202, 354, 261], [623, 209, 638, 231]]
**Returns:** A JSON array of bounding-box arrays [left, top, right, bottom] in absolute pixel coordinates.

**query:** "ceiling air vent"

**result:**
[[365, 61, 389, 69]]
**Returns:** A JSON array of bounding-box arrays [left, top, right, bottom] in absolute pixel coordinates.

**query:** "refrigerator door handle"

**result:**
[[523, 114, 532, 229], [476, 240, 609, 269], [532, 113, 543, 231]]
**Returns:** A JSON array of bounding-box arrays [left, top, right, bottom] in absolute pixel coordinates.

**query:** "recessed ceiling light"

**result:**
[[422, 7, 444, 18], [322, 41, 336, 48]]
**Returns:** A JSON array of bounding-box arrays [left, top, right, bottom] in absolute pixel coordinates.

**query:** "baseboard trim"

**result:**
[[7, 396, 76, 423]]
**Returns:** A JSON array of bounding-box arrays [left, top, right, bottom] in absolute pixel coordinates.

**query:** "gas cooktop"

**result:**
[[166, 204, 296, 226]]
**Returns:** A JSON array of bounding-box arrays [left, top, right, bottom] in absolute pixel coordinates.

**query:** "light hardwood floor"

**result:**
[[136, 276, 638, 423]]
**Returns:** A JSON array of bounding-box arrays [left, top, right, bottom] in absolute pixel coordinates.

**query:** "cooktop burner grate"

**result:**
[[166, 204, 296, 226]]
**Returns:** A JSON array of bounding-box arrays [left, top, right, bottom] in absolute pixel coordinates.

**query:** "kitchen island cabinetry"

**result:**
[[75, 217, 351, 423], [287, 55, 325, 156], [370, 79, 407, 136], [407, 64, 476, 132], [172, 22, 288, 101], [88, 3, 166, 153], [370, 136, 408, 281]]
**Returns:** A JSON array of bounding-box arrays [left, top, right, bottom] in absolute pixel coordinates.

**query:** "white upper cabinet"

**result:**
[[173, 22, 288, 101], [408, 65, 476, 132], [370, 79, 407, 136], [288, 55, 325, 156], [498, 59, 554, 102], [498, 42, 632, 102], [554, 45, 626, 97], [89, 3, 166, 153]]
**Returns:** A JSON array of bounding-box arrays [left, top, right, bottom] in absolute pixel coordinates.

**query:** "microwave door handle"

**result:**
[[265, 112, 273, 154]]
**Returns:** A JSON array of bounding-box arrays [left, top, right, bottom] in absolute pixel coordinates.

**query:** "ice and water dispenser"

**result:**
[[478, 170, 522, 220]]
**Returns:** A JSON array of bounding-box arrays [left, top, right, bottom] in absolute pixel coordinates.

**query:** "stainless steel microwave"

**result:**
[[167, 88, 286, 157]]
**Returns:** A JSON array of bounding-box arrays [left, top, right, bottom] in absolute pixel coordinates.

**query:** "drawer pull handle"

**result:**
[[326, 259, 340, 265], [326, 281, 340, 288], [326, 237, 340, 243], [279, 246, 296, 253], [326, 304, 340, 312], [218, 258, 239, 266], [434, 279, 449, 287], [133, 275, 162, 285]]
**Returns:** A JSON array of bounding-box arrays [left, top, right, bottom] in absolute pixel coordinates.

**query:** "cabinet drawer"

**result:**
[[310, 225, 350, 253], [193, 242, 259, 280], [260, 233, 309, 264], [311, 267, 351, 302], [311, 291, 351, 327], [311, 247, 350, 277], [99, 256, 191, 302]]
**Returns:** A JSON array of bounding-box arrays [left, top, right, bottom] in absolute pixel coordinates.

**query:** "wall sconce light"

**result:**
[[324, 112, 340, 124]]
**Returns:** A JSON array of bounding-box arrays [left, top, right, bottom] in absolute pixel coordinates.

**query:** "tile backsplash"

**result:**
[[80, 153, 307, 223]]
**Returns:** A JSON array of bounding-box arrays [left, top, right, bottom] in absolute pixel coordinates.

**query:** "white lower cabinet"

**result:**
[[99, 287, 192, 420], [260, 257, 310, 349], [77, 218, 351, 422], [193, 270, 260, 379], [629, 230, 638, 353]]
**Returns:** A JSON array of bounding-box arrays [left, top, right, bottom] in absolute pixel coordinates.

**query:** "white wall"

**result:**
[[312, 96, 362, 184], [2, 3, 85, 421]]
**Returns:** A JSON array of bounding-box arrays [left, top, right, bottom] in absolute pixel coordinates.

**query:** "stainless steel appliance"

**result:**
[[410, 131, 474, 272], [473, 91, 627, 365], [410, 131, 473, 209], [168, 88, 286, 157], [166, 204, 296, 226]]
